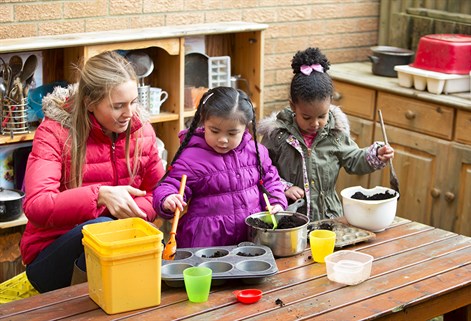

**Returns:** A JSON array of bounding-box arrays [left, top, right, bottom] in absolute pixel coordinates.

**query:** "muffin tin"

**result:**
[[308, 219, 376, 248], [161, 244, 278, 287]]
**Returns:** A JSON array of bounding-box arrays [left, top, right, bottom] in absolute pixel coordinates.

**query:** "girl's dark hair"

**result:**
[[290, 47, 333, 104], [165, 87, 268, 192]]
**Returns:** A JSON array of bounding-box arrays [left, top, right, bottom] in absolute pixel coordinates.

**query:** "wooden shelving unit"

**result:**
[[0, 21, 268, 160]]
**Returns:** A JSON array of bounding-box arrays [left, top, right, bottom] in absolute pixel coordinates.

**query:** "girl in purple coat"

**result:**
[[153, 87, 287, 247]]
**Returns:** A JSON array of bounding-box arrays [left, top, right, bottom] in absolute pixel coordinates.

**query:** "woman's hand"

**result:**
[[285, 186, 305, 201], [98, 185, 147, 219], [377, 145, 395, 162], [163, 194, 187, 213]]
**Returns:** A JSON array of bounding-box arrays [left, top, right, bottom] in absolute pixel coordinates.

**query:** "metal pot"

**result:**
[[0, 187, 24, 222], [245, 211, 309, 257], [368, 46, 415, 77]]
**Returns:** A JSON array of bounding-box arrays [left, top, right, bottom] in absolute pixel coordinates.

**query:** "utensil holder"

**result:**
[[2, 99, 29, 135], [138, 85, 150, 112]]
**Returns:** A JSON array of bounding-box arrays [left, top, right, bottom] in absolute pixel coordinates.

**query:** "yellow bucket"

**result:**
[[82, 218, 163, 314]]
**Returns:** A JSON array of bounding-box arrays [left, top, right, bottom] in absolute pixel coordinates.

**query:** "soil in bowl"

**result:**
[[246, 215, 306, 230], [351, 190, 397, 201]]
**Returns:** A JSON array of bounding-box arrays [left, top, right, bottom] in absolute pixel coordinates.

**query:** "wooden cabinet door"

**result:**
[[336, 115, 374, 194], [369, 124, 449, 227], [445, 143, 471, 236]]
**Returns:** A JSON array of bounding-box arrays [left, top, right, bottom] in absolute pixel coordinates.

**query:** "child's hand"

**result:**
[[377, 145, 395, 163], [285, 186, 305, 201], [163, 194, 187, 213], [270, 204, 284, 214]]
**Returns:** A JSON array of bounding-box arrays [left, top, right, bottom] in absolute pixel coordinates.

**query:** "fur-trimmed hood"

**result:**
[[258, 104, 350, 138], [42, 83, 150, 129]]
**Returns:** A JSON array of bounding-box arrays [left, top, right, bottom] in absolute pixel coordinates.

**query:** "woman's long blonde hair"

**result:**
[[67, 51, 143, 188]]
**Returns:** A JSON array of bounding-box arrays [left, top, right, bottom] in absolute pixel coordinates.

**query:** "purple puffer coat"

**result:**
[[153, 128, 287, 248]]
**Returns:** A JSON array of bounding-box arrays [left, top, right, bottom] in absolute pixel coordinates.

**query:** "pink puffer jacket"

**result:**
[[20, 85, 164, 264]]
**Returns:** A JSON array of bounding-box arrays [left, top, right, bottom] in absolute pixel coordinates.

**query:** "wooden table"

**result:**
[[1, 217, 470, 321]]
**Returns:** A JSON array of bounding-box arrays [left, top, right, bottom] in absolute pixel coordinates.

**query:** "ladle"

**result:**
[[125, 51, 154, 86], [20, 55, 37, 85], [263, 193, 277, 230], [8, 55, 23, 93]]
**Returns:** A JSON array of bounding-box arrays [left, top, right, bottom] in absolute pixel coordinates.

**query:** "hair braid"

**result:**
[[157, 90, 209, 183]]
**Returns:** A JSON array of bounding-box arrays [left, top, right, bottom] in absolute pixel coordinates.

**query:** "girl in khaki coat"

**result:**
[[258, 47, 394, 222]]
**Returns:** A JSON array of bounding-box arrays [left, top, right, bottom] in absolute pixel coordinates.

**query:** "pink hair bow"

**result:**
[[300, 64, 324, 75]]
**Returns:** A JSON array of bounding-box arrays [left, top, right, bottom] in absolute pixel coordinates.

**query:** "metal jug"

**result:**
[[230, 75, 250, 95]]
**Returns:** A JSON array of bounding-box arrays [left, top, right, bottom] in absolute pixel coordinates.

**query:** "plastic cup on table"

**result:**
[[183, 266, 212, 303], [309, 229, 337, 263]]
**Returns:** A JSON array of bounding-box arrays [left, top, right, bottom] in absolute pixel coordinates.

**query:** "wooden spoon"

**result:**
[[162, 174, 187, 260]]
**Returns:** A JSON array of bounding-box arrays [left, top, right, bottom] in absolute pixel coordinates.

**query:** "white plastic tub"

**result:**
[[325, 250, 373, 285], [394, 65, 470, 95]]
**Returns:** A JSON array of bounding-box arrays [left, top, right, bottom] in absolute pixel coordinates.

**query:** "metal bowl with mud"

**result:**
[[245, 210, 309, 257]]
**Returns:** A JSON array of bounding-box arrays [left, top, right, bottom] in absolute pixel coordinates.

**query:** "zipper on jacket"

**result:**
[[111, 133, 119, 185]]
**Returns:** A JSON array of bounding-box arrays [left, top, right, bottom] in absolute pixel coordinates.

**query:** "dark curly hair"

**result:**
[[290, 47, 333, 104]]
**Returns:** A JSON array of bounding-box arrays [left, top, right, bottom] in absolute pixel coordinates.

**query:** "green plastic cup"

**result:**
[[183, 266, 212, 303]]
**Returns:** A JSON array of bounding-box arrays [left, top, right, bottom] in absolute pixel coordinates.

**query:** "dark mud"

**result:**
[[351, 191, 397, 201], [246, 215, 306, 230]]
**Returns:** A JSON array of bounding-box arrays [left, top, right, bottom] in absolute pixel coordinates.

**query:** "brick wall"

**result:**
[[0, 0, 380, 115]]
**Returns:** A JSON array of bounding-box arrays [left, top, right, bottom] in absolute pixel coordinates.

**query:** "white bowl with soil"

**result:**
[[340, 186, 399, 232]]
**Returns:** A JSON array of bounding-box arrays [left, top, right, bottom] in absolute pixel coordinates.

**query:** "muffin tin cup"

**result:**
[[308, 219, 376, 248], [162, 244, 277, 287]]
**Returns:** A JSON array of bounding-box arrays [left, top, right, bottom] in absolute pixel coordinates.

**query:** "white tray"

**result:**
[[394, 65, 470, 95]]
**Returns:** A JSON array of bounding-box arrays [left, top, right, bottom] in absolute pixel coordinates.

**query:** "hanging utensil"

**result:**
[[19, 55, 37, 87], [378, 110, 400, 196], [8, 55, 23, 91], [125, 51, 154, 86], [263, 193, 277, 230], [162, 174, 187, 261]]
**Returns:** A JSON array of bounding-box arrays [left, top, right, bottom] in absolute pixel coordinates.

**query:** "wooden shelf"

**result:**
[[183, 109, 197, 118], [0, 131, 35, 145], [149, 112, 179, 123], [0, 214, 27, 229], [0, 21, 267, 165]]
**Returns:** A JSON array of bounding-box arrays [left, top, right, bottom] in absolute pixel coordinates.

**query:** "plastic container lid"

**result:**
[[411, 34, 471, 75]]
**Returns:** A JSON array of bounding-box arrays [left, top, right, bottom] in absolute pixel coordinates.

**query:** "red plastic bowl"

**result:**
[[411, 34, 471, 75], [233, 289, 262, 304]]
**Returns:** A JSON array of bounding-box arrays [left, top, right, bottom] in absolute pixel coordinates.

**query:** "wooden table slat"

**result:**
[[0, 219, 469, 321]]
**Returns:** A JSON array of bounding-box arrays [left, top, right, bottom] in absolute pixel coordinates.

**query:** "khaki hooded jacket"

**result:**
[[258, 105, 385, 222]]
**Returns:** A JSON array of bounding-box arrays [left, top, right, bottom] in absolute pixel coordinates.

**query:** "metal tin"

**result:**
[[161, 244, 278, 287]]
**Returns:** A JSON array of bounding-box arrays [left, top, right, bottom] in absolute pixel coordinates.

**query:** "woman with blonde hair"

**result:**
[[21, 51, 164, 293]]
